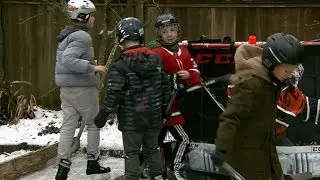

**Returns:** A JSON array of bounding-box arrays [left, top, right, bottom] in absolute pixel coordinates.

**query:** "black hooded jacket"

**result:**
[[98, 46, 171, 131]]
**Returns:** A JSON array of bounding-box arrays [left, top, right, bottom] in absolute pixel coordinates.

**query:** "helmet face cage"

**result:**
[[66, 0, 96, 22], [289, 64, 304, 88], [156, 23, 181, 46]]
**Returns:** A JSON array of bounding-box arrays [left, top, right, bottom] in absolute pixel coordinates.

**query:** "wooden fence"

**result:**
[[1, 0, 320, 108]]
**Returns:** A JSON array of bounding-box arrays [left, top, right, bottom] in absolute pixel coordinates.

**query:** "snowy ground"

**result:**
[[21, 152, 125, 180], [0, 107, 124, 163], [0, 107, 126, 179], [0, 107, 176, 179]]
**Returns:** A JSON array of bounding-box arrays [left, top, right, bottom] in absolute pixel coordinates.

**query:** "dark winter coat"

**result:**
[[215, 44, 284, 180], [102, 46, 170, 131]]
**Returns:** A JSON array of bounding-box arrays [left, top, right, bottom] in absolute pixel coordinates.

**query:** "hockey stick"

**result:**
[[164, 74, 230, 119], [203, 85, 225, 112], [71, 118, 85, 153], [221, 162, 245, 180], [186, 74, 230, 112], [163, 89, 178, 124], [186, 74, 231, 93], [165, 89, 178, 115]]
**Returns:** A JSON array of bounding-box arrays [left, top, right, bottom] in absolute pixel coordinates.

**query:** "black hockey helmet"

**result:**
[[262, 33, 304, 71], [154, 13, 181, 45], [155, 13, 178, 28], [116, 17, 144, 44]]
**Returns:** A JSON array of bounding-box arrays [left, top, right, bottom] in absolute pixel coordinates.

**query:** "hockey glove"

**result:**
[[94, 110, 110, 128], [106, 113, 117, 126], [211, 150, 226, 167], [171, 74, 185, 91]]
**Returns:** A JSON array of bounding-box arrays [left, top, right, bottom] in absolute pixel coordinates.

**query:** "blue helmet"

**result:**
[[116, 17, 144, 44]]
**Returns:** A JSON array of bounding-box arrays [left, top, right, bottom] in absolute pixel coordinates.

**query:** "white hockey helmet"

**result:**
[[66, 0, 96, 22]]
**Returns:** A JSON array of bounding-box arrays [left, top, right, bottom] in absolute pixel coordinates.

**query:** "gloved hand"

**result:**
[[171, 74, 185, 91], [94, 110, 109, 128], [211, 150, 226, 167], [106, 113, 117, 126]]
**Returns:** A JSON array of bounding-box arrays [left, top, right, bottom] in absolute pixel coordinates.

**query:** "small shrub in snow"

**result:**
[[38, 121, 60, 136], [0, 80, 36, 125]]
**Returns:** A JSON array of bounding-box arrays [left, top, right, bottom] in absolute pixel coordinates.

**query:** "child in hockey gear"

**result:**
[[93, 17, 170, 180], [54, 0, 110, 179], [275, 64, 320, 144], [212, 33, 304, 180], [275, 64, 306, 140], [148, 13, 201, 180]]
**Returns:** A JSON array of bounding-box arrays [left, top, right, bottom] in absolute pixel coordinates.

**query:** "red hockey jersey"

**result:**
[[275, 87, 306, 138], [152, 46, 201, 126]]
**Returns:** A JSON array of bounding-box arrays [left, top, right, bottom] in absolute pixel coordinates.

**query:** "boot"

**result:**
[[55, 159, 71, 180], [86, 159, 111, 175]]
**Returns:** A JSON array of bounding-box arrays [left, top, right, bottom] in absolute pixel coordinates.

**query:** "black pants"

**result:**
[[158, 124, 190, 166], [122, 129, 164, 180]]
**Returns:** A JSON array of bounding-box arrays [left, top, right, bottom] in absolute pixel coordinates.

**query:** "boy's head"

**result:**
[[116, 17, 144, 49], [262, 33, 304, 82], [66, 0, 96, 29], [155, 13, 180, 46]]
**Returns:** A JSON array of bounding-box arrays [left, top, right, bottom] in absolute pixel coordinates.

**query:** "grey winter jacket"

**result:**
[[55, 25, 99, 87]]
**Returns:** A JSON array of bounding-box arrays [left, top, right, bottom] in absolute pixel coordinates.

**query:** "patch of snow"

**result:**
[[0, 107, 63, 146], [81, 123, 123, 151], [0, 149, 32, 163], [0, 107, 124, 150]]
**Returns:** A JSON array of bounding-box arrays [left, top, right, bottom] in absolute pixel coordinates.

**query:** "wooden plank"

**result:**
[[0, 142, 58, 180], [0, 143, 42, 153]]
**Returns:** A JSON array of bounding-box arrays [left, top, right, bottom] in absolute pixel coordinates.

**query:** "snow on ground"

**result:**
[[81, 123, 124, 151], [21, 152, 125, 180], [0, 107, 124, 163], [0, 149, 32, 163], [0, 107, 63, 146]]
